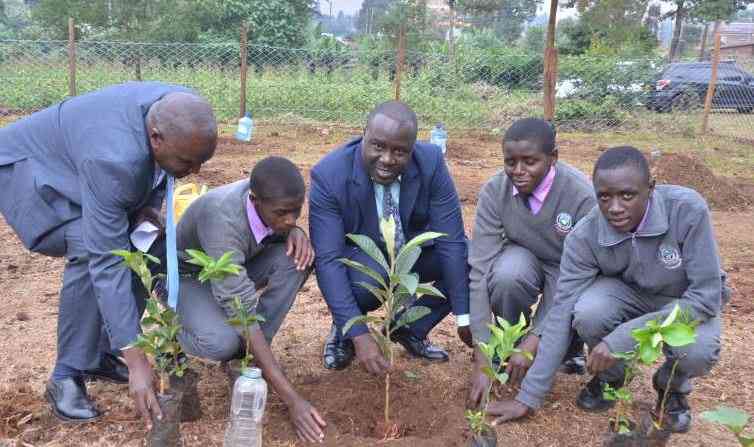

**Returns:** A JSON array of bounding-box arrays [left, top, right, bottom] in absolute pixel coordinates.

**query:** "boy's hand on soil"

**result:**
[[457, 326, 473, 348], [291, 398, 327, 443], [488, 400, 531, 424], [353, 333, 389, 375], [122, 347, 163, 429], [286, 227, 314, 271], [467, 365, 490, 409], [506, 334, 539, 386], [587, 341, 617, 375]]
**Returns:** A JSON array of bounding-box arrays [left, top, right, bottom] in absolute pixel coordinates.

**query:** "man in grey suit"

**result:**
[[0, 82, 217, 426]]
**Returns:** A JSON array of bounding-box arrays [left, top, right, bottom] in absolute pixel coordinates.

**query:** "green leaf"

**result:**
[[395, 245, 421, 276], [346, 234, 389, 274], [144, 253, 161, 265], [355, 281, 387, 304], [394, 306, 431, 331], [338, 258, 388, 289], [739, 435, 754, 447], [379, 217, 397, 261], [660, 323, 697, 347], [342, 315, 372, 336], [415, 282, 445, 298], [651, 332, 663, 348], [701, 407, 750, 433], [495, 371, 509, 385], [481, 366, 496, 380], [400, 231, 446, 255], [398, 273, 419, 296], [631, 326, 653, 344], [661, 304, 681, 328], [638, 340, 661, 364], [185, 248, 213, 266]]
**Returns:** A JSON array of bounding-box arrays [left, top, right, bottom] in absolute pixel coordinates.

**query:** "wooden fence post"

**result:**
[[543, 0, 558, 122], [394, 24, 406, 101], [67, 18, 76, 97], [701, 25, 721, 135], [240, 22, 249, 118]]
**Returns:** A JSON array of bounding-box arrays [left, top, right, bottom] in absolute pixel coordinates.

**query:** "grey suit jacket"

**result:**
[[176, 179, 272, 317], [0, 81, 191, 350]]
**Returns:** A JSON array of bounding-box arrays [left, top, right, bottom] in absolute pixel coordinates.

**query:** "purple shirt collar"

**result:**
[[512, 165, 556, 215], [246, 196, 274, 244]]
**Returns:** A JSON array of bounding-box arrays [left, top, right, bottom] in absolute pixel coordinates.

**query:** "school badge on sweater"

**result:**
[[554, 212, 574, 236], [658, 243, 683, 270]]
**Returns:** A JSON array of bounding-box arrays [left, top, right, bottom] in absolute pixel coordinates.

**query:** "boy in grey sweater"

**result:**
[[490, 146, 727, 434], [176, 157, 327, 443], [467, 118, 596, 407]]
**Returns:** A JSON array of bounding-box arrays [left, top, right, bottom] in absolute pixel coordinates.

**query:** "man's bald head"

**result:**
[[365, 101, 418, 142], [147, 92, 218, 178]]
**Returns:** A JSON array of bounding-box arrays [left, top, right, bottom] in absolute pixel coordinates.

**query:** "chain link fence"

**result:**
[[1, 38, 752, 145]]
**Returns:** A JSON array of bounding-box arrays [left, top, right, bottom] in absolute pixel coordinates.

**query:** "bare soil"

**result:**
[[0, 125, 752, 446]]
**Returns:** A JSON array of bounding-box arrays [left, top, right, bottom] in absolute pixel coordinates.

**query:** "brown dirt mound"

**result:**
[[650, 153, 752, 211]]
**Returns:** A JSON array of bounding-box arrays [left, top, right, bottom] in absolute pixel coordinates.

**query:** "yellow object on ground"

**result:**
[[174, 183, 208, 221]]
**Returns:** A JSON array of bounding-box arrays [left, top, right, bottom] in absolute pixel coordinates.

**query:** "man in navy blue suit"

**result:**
[[309, 101, 472, 373]]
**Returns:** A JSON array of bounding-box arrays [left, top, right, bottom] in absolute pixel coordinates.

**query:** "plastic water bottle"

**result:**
[[430, 123, 447, 155], [234, 112, 254, 142], [224, 367, 267, 447]]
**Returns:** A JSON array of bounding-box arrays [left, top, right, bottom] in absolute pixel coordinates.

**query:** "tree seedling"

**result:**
[[185, 249, 264, 370], [701, 407, 754, 446], [112, 250, 186, 395], [603, 304, 698, 436], [465, 314, 531, 442], [340, 216, 446, 435]]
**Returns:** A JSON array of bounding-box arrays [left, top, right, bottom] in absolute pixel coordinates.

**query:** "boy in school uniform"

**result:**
[[489, 146, 727, 434], [467, 118, 596, 406]]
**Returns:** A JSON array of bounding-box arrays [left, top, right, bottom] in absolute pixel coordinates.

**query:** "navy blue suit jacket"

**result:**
[[309, 137, 469, 338]]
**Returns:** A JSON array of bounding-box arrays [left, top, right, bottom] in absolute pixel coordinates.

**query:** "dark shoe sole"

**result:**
[[575, 398, 615, 413], [44, 389, 101, 423]]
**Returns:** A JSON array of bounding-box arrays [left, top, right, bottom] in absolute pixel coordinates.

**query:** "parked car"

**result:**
[[646, 61, 754, 113]]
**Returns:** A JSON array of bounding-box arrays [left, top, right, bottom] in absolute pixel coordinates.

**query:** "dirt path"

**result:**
[[0, 127, 752, 446]]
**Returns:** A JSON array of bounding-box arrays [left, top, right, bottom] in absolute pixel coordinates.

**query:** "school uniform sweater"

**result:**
[[517, 184, 727, 409], [469, 161, 596, 342]]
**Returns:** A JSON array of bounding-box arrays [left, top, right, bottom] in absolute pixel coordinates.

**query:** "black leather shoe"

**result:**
[[84, 353, 129, 384], [560, 336, 586, 375], [653, 374, 692, 433], [390, 327, 449, 362], [576, 375, 620, 412], [323, 324, 354, 370], [45, 376, 101, 422]]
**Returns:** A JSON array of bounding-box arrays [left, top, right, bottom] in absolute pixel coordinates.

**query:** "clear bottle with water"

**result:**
[[430, 122, 448, 155], [224, 367, 267, 447], [234, 112, 254, 142]]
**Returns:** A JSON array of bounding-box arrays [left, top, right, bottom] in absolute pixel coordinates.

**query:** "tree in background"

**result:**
[[666, 0, 753, 62], [523, 24, 545, 53], [456, 0, 542, 42]]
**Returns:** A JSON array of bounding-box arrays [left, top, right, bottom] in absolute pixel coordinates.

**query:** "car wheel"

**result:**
[[671, 89, 702, 111]]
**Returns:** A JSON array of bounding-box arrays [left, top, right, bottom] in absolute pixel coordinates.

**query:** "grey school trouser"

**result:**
[[176, 242, 309, 361], [572, 277, 722, 393], [487, 244, 560, 335]]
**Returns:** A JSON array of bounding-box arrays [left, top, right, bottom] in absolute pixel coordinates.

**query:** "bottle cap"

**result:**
[[241, 367, 262, 379]]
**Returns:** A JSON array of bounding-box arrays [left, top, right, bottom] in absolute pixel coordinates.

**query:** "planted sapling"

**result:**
[[465, 314, 530, 447], [701, 407, 754, 446], [602, 304, 698, 444], [339, 216, 446, 436]]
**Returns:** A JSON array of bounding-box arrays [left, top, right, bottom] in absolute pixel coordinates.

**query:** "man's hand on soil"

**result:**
[[487, 400, 531, 424], [290, 398, 327, 443], [353, 333, 389, 375], [467, 363, 491, 409], [457, 326, 473, 348], [586, 341, 617, 375], [122, 347, 162, 429], [286, 227, 314, 271], [506, 334, 539, 386]]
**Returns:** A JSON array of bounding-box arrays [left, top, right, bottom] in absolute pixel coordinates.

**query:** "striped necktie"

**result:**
[[166, 176, 179, 309], [382, 184, 405, 251]]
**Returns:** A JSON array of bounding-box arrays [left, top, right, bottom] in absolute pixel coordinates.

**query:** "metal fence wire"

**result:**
[[0, 38, 752, 145]]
